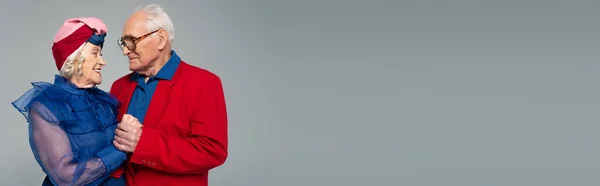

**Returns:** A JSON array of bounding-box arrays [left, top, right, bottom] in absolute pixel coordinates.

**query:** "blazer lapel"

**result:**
[[117, 79, 137, 121], [143, 80, 175, 127]]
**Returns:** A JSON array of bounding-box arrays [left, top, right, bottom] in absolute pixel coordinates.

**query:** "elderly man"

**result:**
[[110, 4, 228, 186]]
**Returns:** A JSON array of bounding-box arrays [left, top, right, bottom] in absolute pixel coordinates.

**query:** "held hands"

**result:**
[[114, 114, 143, 153]]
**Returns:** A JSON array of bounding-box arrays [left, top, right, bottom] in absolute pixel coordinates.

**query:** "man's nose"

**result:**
[[121, 46, 131, 55]]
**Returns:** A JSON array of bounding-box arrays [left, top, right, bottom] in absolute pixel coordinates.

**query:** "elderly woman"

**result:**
[[11, 17, 127, 186]]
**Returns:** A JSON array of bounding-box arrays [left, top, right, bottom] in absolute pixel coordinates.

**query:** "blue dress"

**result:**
[[12, 75, 127, 186]]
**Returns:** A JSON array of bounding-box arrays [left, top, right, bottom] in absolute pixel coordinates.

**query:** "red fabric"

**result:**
[[109, 61, 228, 186], [110, 167, 124, 178], [51, 25, 93, 71]]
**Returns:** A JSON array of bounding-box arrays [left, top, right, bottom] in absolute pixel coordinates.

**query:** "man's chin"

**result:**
[[129, 66, 145, 73], [128, 66, 138, 72]]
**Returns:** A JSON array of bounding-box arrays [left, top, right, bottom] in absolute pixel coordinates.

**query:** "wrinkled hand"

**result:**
[[114, 114, 143, 153]]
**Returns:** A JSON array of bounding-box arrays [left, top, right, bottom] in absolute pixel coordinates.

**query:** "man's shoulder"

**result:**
[[113, 72, 135, 84], [109, 72, 135, 94], [178, 61, 221, 81]]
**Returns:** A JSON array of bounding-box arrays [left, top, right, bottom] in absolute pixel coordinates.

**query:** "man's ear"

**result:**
[[157, 29, 168, 50]]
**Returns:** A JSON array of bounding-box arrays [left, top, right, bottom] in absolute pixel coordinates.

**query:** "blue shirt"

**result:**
[[127, 50, 180, 124]]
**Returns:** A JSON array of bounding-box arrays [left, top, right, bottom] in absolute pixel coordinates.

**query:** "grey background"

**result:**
[[0, 0, 599, 185]]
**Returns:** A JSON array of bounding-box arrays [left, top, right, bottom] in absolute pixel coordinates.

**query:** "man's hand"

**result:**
[[114, 114, 143, 153]]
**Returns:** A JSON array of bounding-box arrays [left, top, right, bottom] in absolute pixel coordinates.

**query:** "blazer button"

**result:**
[[152, 162, 156, 166], [141, 160, 146, 163]]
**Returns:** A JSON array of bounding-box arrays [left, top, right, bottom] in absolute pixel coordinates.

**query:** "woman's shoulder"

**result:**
[[11, 81, 75, 123], [12, 75, 119, 122], [20, 81, 114, 107], [13, 81, 64, 105], [31, 82, 76, 103]]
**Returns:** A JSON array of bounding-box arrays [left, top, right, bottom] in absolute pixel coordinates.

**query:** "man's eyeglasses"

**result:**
[[117, 29, 160, 51]]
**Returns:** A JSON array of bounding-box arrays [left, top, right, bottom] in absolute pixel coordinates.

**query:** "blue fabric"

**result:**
[[42, 176, 125, 186], [12, 75, 127, 186], [87, 33, 106, 49], [127, 50, 180, 124]]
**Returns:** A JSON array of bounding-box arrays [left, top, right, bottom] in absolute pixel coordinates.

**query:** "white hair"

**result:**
[[59, 43, 86, 78], [133, 4, 175, 43]]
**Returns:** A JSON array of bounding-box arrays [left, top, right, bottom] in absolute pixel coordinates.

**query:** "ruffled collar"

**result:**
[[50, 74, 119, 107], [53, 74, 95, 94]]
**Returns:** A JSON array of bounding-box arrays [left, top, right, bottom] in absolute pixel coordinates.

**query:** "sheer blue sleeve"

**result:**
[[12, 82, 127, 186], [27, 102, 123, 186]]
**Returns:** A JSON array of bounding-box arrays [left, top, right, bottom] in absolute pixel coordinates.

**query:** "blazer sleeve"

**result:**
[[28, 102, 127, 185], [129, 74, 228, 174]]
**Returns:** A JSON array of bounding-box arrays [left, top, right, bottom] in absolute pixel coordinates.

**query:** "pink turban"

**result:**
[[51, 17, 107, 71]]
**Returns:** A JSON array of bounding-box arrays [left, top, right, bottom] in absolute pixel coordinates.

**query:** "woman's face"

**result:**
[[71, 42, 106, 87]]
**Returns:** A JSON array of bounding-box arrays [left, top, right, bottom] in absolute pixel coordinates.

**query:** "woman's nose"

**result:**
[[98, 57, 107, 66]]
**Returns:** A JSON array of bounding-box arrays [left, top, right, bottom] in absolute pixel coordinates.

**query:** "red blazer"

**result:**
[[109, 61, 228, 186]]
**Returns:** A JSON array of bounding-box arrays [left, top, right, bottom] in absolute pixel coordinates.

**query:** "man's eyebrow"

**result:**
[[123, 34, 135, 38]]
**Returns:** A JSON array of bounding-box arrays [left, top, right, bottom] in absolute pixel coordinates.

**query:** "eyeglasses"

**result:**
[[117, 29, 160, 51]]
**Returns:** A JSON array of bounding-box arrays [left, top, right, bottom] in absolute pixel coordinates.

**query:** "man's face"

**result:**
[[120, 12, 160, 73]]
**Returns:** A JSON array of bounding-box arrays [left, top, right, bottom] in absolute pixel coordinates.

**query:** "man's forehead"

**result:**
[[121, 12, 147, 36], [122, 22, 145, 35]]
